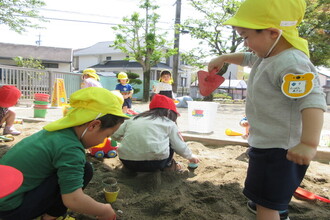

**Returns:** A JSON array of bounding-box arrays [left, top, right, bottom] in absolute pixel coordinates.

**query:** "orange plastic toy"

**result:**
[[89, 138, 118, 158]]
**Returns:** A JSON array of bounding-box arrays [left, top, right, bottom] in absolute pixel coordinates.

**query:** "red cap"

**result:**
[[0, 165, 24, 198], [0, 85, 22, 107], [149, 94, 179, 115]]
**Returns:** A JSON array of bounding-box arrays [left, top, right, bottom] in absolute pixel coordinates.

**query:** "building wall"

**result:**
[[78, 55, 100, 70]]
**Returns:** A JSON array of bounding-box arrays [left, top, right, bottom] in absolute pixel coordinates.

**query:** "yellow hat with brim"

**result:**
[[83, 68, 100, 81], [44, 87, 129, 131], [223, 0, 309, 57]]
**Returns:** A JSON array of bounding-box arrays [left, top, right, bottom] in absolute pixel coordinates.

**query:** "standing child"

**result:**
[[152, 70, 175, 99], [112, 94, 199, 172], [115, 72, 133, 114], [81, 68, 103, 88], [208, 0, 327, 219], [0, 87, 129, 220], [0, 85, 22, 136]]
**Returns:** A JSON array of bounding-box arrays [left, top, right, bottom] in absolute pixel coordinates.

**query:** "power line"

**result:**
[[38, 8, 173, 25]]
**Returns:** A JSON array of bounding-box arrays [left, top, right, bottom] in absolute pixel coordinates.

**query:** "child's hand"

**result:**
[[189, 157, 200, 164], [286, 143, 317, 165], [97, 204, 116, 220], [208, 57, 224, 73]]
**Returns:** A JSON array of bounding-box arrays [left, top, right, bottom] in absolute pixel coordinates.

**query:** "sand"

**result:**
[[0, 121, 329, 220]]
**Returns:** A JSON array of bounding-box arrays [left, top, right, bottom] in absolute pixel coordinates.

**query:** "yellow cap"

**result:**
[[223, 0, 309, 57], [83, 68, 100, 81], [117, 72, 128, 80], [159, 69, 174, 84], [44, 87, 129, 131]]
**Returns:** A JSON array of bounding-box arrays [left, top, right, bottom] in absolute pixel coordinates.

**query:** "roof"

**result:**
[[219, 80, 247, 89], [0, 42, 72, 63], [73, 41, 122, 56], [91, 60, 171, 69]]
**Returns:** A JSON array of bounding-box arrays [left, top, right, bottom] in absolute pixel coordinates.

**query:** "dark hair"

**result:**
[[134, 108, 177, 123], [160, 71, 171, 77], [256, 29, 264, 33], [98, 114, 127, 129]]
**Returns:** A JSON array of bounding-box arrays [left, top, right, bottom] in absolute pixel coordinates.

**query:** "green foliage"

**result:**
[[111, 0, 178, 102], [13, 56, 45, 69], [299, 0, 330, 67], [0, 0, 47, 33], [127, 72, 142, 94], [181, 0, 243, 67], [213, 93, 232, 100]]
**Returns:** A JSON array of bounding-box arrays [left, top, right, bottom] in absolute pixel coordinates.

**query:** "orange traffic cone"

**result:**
[[225, 128, 243, 136]]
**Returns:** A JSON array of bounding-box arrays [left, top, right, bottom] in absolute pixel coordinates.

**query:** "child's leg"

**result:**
[[244, 147, 308, 216], [0, 162, 93, 220], [2, 110, 20, 135], [256, 204, 280, 220], [122, 105, 128, 114]]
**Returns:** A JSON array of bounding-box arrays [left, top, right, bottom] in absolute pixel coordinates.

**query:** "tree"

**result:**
[[126, 72, 142, 95], [13, 56, 45, 69], [182, 0, 243, 101], [299, 0, 330, 67], [0, 0, 46, 33], [182, 0, 243, 67], [111, 0, 177, 102]]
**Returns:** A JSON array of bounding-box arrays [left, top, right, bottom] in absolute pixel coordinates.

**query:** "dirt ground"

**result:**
[[0, 121, 330, 220]]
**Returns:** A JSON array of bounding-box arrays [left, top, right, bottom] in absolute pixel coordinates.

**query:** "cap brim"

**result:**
[[223, 17, 268, 29], [0, 165, 23, 198]]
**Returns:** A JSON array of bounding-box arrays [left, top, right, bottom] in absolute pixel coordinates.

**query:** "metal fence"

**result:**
[[0, 64, 81, 104]]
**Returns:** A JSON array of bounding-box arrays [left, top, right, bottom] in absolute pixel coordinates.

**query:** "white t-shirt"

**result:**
[[81, 78, 103, 88], [112, 116, 193, 161]]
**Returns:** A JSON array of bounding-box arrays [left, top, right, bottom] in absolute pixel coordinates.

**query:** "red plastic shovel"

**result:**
[[294, 187, 330, 203], [197, 69, 225, 96], [0, 165, 23, 198]]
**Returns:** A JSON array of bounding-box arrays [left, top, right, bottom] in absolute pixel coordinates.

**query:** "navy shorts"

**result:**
[[123, 98, 132, 108], [243, 147, 308, 211]]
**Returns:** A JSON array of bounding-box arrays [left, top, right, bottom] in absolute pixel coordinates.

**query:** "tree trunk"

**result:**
[[142, 56, 151, 102]]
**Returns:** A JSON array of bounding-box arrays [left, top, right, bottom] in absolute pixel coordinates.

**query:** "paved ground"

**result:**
[[12, 102, 248, 144], [11, 101, 330, 162]]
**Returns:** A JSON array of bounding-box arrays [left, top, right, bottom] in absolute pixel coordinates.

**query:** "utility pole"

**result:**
[[35, 34, 41, 46], [172, 0, 181, 94]]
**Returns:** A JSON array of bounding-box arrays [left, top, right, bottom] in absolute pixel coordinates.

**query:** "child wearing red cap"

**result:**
[[112, 94, 199, 172], [0, 85, 22, 136]]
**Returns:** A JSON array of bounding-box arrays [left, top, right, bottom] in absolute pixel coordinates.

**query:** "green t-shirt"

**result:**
[[0, 128, 86, 211]]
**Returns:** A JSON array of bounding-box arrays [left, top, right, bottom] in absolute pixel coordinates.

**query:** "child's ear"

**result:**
[[268, 28, 282, 38], [88, 120, 101, 130]]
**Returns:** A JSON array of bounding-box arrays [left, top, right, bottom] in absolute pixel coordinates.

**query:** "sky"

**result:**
[[0, 0, 203, 51]]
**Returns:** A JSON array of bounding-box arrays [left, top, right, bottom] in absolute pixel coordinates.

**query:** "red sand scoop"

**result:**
[[0, 165, 24, 198], [197, 69, 225, 96], [294, 187, 330, 203]]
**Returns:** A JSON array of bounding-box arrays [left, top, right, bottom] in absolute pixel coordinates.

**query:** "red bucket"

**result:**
[[34, 104, 49, 109], [34, 93, 50, 102]]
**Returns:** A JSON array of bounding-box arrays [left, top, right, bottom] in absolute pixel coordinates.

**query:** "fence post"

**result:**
[[49, 71, 55, 95]]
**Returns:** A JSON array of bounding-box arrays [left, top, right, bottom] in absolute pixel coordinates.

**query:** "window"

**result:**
[[180, 77, 187, 87], [42, 63, 59, 68], [106, 56, 112, 60]]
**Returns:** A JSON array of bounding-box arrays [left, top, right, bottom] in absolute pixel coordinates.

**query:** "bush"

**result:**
[[213, 93, 232, 100]]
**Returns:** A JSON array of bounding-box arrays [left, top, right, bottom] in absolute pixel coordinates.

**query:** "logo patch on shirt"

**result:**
[[281, 73, 314, 98]]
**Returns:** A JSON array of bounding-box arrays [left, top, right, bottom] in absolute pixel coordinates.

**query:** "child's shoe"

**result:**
[[3, 126, 21, 135], [247, 200, 290, 220]]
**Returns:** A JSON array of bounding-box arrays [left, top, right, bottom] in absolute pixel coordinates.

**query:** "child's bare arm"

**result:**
[[287, 108, 324, 165], [62, 188, 116, 220], [208, 53, 245, 73]]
